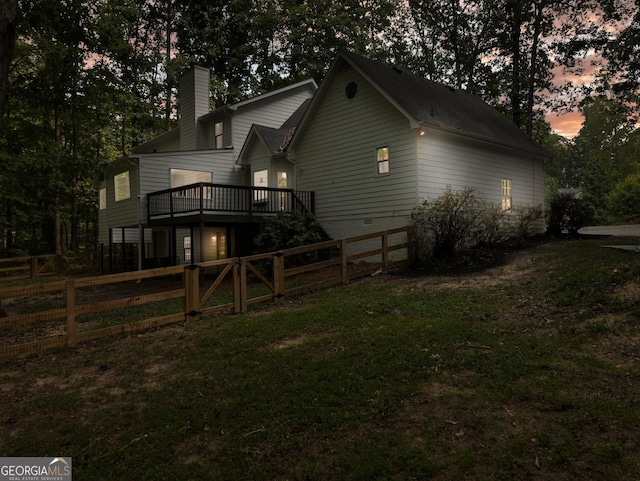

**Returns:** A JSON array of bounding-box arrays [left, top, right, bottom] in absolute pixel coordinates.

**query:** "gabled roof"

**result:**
[[291, 50, 548, 157], [199, 79, 317, 122], [237, 98, 312, 164], [131, 79, 317, 154]]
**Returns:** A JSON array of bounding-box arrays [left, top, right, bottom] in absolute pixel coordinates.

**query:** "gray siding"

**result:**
[[180, 66, 211, 151], [103, 162, 140, 230], [294, 67, 419, 240], [232, 88, 315, 155], [243, 141, 295, 189], [137, 150, 244, 221], [417, 129, 545, 208]]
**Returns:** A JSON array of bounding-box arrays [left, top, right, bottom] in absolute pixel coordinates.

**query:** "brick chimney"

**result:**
[[178, 65, 210, 151]]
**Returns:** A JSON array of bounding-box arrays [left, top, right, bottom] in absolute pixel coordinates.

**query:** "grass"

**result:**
[[1, 237, 639, 480]]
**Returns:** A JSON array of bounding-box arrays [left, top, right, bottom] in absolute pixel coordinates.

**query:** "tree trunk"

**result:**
[[0, 0, 17, 128]]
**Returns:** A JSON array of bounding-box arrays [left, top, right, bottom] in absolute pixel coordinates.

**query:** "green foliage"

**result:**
[[607, 173, 640, 224], [254, 211, 323, 260], [547, 192, 594, 236]]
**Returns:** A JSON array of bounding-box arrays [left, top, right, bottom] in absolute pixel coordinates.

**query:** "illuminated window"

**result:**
[[114, 171, 130, 202], [277, 172, 288, 210], [99, 188, 107, 210], [183, 236, 192, 262], [377, 147, 389, 174], [171, 169, 213, 199], [170, 169, 212, 188], [214, 122, 224, 149], [502, 179, 512, 211], [253, 169, 268, 202]]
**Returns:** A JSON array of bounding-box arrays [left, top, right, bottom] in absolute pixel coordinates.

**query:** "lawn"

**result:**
[[1, 237, 639, 480]]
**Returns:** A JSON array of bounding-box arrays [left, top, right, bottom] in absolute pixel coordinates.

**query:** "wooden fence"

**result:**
[[0, 251, 100, 282], [0, 227, 409, 358]]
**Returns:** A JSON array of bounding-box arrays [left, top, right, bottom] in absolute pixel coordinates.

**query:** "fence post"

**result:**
[[30, 257, 38, 278], [66, 279, 76, 347], [233, 258, 242, 314], [240, 258, 248, 313], [273, 252, 285, 304], [184, 264, 201, 321], [341, 238, 348, 284]]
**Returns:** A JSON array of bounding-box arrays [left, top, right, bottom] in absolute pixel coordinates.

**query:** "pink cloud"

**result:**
[[546, 110, 584, 138]]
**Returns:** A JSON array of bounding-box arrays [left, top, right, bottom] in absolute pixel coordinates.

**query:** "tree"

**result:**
[[407, 0, 499, 97], [607, 173, 640, 223], [0, 0, 18, 128], [570, 94, 635, 223]]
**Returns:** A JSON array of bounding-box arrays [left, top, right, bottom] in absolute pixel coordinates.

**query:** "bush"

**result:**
[[547, 193, 594, 236], [410, 186, 482, 263], [511, 204, 544, 242], [410, 187, 544, 266], [475, 203, 543, 247], [254, 211, 323, 266], [607, 173, 640, 224], [475, 202, 510, 247]]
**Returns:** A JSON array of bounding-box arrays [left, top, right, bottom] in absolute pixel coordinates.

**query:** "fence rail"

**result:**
[[0, 251, 100, 283], [0, 227, 409, 358]]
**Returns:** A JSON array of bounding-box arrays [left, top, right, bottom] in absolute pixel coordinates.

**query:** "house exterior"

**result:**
[[285, 50, 547, 252], [98, 66, 317, 269], [99, 50, 547, 270]]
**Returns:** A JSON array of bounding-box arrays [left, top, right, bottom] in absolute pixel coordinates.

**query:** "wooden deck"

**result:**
[[147, 183, 315, 222]]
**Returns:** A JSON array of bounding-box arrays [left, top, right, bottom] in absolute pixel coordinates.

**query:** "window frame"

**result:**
[[501, 178, 512, 212], [183, 236, 192, 263], [376, 146, 390, 175], [114, 171, 131, 202], [253, 169, 268, 202], [214, 121, 224, 149], [99, 188, 107, 210]]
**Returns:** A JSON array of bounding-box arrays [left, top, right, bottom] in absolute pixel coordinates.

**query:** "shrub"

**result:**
[[410, 187, 544, 266], [475, 202, 510, 247], [254, 211, 323, 266], [607, 174, 640, 224], [511, 204, 544, 242], [547, 193, 594, 236], [410, 186, 482, 263]]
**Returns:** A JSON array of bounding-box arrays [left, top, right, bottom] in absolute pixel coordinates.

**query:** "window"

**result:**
[[170, 169, 212, 188], [501, 179, 512, 211], [114, 171, 130, 202], [99, 188, 107, 210], [277, 171, 288, 210], [377, 147, 389, 174], [183, 236, 192, 262], [253, 169, 268, 202], [345, 82, 358, 99], [214, 121, 224, 149], [171, 169, 213, 199]]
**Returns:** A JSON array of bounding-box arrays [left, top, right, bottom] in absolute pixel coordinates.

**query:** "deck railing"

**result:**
[[147, 183, 315, 220]]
